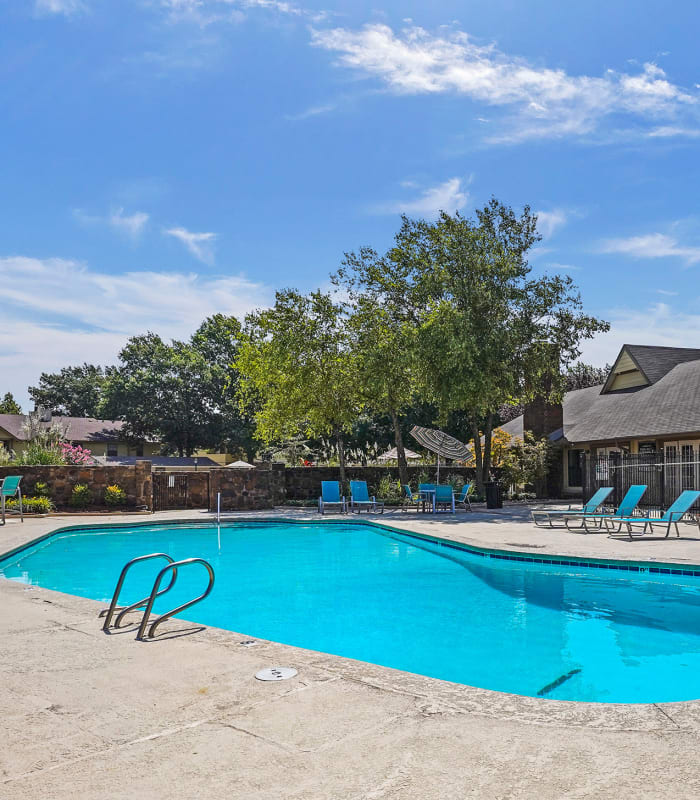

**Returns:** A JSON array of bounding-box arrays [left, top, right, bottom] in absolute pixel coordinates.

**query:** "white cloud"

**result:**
[[285, 103, 337, 121], [582, 303, 700, 365], [108, 208, 150, 238], [34, 0, 84, 15], [376, 177, 468, 218], [0, 255, 272, 408], [311, 24, 697, 141], [164, 226, 217, 264], [536, 208, 568, 239], [600, 232, 700, 265], [73, 207, 150, 240]]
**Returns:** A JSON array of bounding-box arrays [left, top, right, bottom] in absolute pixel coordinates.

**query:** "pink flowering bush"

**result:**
[[60, 443, 93, 465]]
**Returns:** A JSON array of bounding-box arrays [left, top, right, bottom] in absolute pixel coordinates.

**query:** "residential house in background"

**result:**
[[0, 412, 160, 459], [502, 345, 700, 496]]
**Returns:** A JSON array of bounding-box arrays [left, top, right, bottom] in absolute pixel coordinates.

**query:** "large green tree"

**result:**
[[334, 265, 417, 484], [28, 364, 108, 417], [0, 392, 21, 414], [338, 200, 609, 492], [237, 289, 361, 484], [101, 316, 255, 457]]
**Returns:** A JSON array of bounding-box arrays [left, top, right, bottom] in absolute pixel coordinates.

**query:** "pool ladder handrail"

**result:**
[[101, 553, 178, 631], [136, 558, 215, 640]]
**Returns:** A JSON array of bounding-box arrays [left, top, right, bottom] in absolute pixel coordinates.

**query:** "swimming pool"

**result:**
[[2, 519, 700, 704]]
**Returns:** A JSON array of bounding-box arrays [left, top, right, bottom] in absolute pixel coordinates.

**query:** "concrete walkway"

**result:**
[[2, 507, 700, 799]]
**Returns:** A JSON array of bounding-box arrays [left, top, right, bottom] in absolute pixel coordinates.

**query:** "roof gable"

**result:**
[[601, 347, 649, 393]]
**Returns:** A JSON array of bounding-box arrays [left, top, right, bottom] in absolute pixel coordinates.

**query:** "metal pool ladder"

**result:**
[[101, 553, 215, 640]]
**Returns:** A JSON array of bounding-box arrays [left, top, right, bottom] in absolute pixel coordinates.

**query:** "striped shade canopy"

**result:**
[[409, 426, 470, 461]]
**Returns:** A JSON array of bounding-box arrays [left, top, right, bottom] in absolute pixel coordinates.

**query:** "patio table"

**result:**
[[418, 489, 436, 514]]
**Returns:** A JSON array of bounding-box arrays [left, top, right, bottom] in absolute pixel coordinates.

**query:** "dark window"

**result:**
[[568, 449, 583, 487], [106, 444, 118, 457], [135, 445, 144, 457]]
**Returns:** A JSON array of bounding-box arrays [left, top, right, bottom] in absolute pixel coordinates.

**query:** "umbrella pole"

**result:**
[[437, 454, 440, 484]]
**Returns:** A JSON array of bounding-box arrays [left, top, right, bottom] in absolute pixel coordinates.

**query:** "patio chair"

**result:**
[[418, 483, 436, 513], [402, 484, 422, 512], [564, 485, 647, 533], [349, 480, 384, 514], [456, 483, 473, 512], [1, 475, 23, 525], [318, 481, 346, 515], [531, 487, 613, 528], [608, 490, 700, 539], [435, 484, 455, 514]]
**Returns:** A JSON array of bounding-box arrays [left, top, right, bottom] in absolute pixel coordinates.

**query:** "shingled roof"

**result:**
[[0, 414, 125, 442], [502, 345, 700, 446]]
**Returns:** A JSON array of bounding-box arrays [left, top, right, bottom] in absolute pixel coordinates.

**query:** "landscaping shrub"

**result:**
[[376, 475, 403, 503], [5, 496, 53, 514], [104, 484, 127, 506], [444, 473, 465, 493], [69, 483, 92, 508], [60, 443, 93, 465], [33, 481, 51, 498]]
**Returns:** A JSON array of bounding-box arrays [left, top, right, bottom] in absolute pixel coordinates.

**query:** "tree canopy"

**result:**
[[237, 289, 361, 483], [29, 364, 108, 417], [0, 392, 21, 414]]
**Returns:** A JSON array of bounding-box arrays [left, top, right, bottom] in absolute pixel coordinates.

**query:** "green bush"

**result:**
[[444, 473, 466, 492], [375, 475, 404, 503], [33, 481, 51, 498], [5, 496, 53, 514], [69, 483, 92, 508], [104, 484, 127, 506]]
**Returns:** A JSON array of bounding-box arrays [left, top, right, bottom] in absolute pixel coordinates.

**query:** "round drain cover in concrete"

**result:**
[[255, 667, 298, 682]]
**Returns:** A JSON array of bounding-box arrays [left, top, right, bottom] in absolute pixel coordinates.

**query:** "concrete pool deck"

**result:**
[[3, 505, 700, 798]]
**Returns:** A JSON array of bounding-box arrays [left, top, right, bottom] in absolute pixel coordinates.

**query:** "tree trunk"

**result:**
[[482, 413, 494, 484], [390, 408, 409, 486], [471, 420, 484, 496], [336, 429, 346, 487]]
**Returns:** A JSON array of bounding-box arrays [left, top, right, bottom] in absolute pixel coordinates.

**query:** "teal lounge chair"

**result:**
[[1, 476, 23, 524], [609, 490, 700, 539], [318, 481, 346, 515], [564, 485, 647, 533], [531, 487, 613, 528], [435, 484, 455, 513], [349, 480, 384, 514], [402, 484, 421, 512], [456, 483, 473, 512]]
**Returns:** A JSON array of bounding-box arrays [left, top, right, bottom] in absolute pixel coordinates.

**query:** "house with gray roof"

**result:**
[[0, 412, 160, 460], [501, 344, 700, 496]]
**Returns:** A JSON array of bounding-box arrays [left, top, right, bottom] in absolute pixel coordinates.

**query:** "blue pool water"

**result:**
[[3, 520, 700, 703]]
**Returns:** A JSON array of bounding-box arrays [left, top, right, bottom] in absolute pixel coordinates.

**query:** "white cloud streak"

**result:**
[[164, 226, 217, 264], [582, 303, 700, 365], [34, 0, 84, 15], [600, 232, 700, 265], [73, 207, 150, 240], [376, 177, 468, 218], [311, 24, 697, 142], [0, 256, 272, 407], [536, 208, 568, 239]]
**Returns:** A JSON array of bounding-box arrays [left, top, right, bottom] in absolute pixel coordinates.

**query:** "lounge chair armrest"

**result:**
[[668, 511, 687, 521]]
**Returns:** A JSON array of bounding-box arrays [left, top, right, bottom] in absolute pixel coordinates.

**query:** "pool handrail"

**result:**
[[136, 557, 215, 640], [101, 553, 177, 631]]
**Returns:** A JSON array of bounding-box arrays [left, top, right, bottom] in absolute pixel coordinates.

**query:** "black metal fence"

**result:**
[[582, 452, 700, 516]]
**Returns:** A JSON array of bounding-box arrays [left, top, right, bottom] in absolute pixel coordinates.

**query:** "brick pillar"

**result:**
[[134, 460, 152, 510]]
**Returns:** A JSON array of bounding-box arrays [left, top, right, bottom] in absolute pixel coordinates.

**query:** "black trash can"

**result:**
[[484, 481, 503, 509]]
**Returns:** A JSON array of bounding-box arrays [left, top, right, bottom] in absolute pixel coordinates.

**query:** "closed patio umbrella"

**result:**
[[409, 425, 470, 482]]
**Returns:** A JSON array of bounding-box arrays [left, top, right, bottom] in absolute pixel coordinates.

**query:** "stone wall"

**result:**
[[209, 466, 285, 511], [0, 461, 152, 509], [283, 465, 476, 501]]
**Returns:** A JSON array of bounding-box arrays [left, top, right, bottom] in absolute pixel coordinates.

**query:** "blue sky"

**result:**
[[3, 0, 700, 408]]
